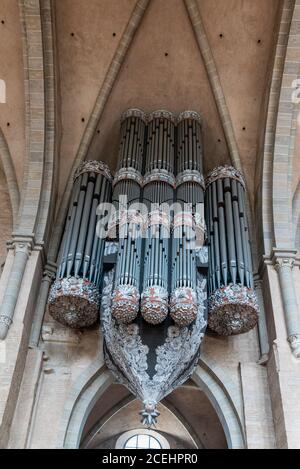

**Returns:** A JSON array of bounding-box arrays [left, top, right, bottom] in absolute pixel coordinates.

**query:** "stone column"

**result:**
[[29, 262, 56, 348], [0, 238, 32, 341], [254, 274, 270, 364], [273, 250, 300, 358]]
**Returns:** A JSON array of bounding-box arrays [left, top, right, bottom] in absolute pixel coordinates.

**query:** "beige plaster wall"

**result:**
[[0, 0, 25, 189], [55, 0, 137, 202], [54, 0, 281, 212]]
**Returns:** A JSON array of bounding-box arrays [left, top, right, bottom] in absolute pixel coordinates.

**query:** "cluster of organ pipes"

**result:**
[[48, 108, 259, 336], [205, 166, 259, 336], [48, 161, 113, 328], [110, 109, 205, 327]]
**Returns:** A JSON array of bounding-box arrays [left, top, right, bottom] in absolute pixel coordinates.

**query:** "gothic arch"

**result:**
[[193, 357, 245, 449], [260, 0, 298, 254], [16, 0, 58, 245], [59, 356, 245, 450], [0, 128, 19, 228]]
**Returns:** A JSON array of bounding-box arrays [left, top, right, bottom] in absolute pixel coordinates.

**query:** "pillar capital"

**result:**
[[11, 234, 35, 255], [43, 262, 57, 281], [270, 248, 298, 272], [287, 334, 300, 359]]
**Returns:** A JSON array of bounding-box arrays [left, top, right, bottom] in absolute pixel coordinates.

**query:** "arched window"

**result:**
[[115, 429, 170, 450]]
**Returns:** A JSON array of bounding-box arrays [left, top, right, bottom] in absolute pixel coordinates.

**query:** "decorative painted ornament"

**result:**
[[73, 160, 113, 182], [208, 284, 259, 336], [141, 286, 169, 325], [48, 277, 100, 328], [170, 287, 198, 327], [111, 285, 140, 324]]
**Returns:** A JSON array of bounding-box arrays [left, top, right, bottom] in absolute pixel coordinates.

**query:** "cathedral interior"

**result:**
[[0, 0, 300, 450]]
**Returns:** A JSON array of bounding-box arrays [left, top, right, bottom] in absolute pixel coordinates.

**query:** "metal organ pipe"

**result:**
[[111, 109, 146, 324], [205, 166, 259, 336], [48, 161, 112, 328], [46, 110, 220, 336], [171, 111, 205, 327], [141, 110, 176, 325]]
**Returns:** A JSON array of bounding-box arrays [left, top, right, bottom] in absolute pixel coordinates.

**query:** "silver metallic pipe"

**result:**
[[217, 178, 228, 286], [75, 174, 96, 277], [83, 174, 103, 279], [67, 172, 89, 277], [224, 177, 237, 284], [59, 175, 82, 278], [231, 179, 245, 285]]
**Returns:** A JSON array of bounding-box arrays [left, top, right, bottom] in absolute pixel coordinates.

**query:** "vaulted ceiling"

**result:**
[[0, 0, 299, 264]]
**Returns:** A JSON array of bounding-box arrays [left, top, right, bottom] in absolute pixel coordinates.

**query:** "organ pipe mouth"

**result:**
[[205, 165, 246, 189]]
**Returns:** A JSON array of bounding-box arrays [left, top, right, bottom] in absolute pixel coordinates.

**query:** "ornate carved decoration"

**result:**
[[111, 285, 140, 324], [113, 167, 143, 187], [148, 109, 176, 124], [170, 287, 198, 327], [176, 170, 205, 189], [48, 277, 100, 328], [121, 108, 147, 123], [208, 283, 259, 336], [101, 270, 207, 427], [141, 286, 169, 325], [287, 334, 300, 359], [143, 169, 176, 188], [274, 257, 295, 272], [205, 165, 246, 189], [0, 315, 13, 327], [73, 160, 113, 182], [177, 110, 202, 126]]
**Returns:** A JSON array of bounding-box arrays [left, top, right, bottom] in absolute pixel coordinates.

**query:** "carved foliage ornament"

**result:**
[[141, 286, 169, 325], [73, 160, 113, 182], [205, 165, 246, 189], [208, 283, 259, 336], [101, 269, 207, 427], [176, 170, 205, 189], [112, 285, 140, 324], [170, 287, 198, 327], [113, 167, 144, 187], [122, 109, 202, 126], [48, 277, 100, 328]]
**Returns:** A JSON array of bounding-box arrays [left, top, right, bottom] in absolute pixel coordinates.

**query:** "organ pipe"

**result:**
[[111, 109, 146, 324], [141, 110, 176, 325], [48, 161, 112, 328], [205, 166, 259, 336], [171, 111, 205, 327], [48, 109, 259, 338]]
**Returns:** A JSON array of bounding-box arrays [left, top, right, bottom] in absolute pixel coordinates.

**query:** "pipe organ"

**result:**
[[170, 111, 205, 327], [48, 161, 112, 328], [141, 110, 176, 325], [111, 109, 146, 324], [205, 166, 259, 335], [48, 108, 259, 426]]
